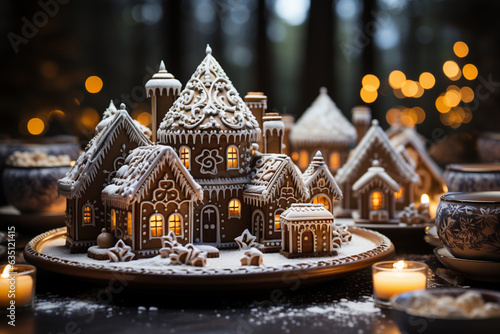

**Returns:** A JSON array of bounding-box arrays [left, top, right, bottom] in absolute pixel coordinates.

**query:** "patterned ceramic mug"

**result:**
[[436, 192, 500, 261], [444, 164, 500, 193]]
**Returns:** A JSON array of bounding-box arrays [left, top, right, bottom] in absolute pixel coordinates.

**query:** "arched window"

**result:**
[[83, 205, 93, 225], [274, 209, 284, 230], [150, 214, 164, 237], [371, 191, 384, 211], [312, 195, 330, 211], [329, 152, 340, 170], [168, 214, 182, 236], [227, 146, 238, 169], [228, 199, 241, 218], [180, 146, 190, 170], [110, 209, 116, 232], [299, 150, 309, 169], [394, 187, 403, 201], [127, 212, 132, 236]]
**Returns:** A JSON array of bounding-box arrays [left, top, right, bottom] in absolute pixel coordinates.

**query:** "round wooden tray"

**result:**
[[24, 227, 395, 291], [0, 205, 65, 233]]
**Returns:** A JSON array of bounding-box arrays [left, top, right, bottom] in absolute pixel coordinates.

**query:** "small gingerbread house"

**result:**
[[352, 160, 400, 223], [280, 203, 336, 258], [58, 104, 151, 253], [336, 120, 420, 218], [289, 87, 357, 174], [101, 145, 203, 258]]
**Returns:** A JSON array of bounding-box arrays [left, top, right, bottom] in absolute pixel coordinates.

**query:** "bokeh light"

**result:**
[[443, 61, 461, 79], [389, 70, 406, 89], [435, 94, 451, 113], [419, 72, 435, 89], [444, 89, 461, 107], [362, 74, 380, 91], [463, 64, 478, 80], [40, 61, 58, 79], [85, 76, 103, 94], [27, 118, 45, 135], [81, 107, 100, 129], [413, 82, 424, 98], [360, 87, 378, 103], [453, 41, 469, 58], [136, 112, 152, 126], [401, 80, 418, 97], [460, 86, 474, 103]]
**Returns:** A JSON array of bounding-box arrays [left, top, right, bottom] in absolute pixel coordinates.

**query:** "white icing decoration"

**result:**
[[195, 149, 224, 175]]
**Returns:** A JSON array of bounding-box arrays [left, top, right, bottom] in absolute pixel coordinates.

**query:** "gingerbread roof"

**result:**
[[58, 105, 151, 199], [157, 45, 260, 145], [390, 128, 444, 185], [281, 203, 334, 222], [289, 87, 356, 146], [302, 151, 343, 200], [101, 145, 203, 209], [352, 161, 400, 194], [336, 120, 420, 185], [243, 153, 309, 205], [96, 100, 152, 139]]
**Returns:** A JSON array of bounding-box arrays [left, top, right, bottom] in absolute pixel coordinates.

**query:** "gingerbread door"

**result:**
[[252, 210, 264, 242], [301, 230, 314, 253], [201, 205, 218, 243]]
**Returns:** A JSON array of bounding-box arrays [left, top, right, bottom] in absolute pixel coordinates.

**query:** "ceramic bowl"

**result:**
[[478, 132, 500, 163], [444, 163, 500, 192], [2, 165, 70, 213], [436, 192, 500, 261], [392, 289, 500, 334]]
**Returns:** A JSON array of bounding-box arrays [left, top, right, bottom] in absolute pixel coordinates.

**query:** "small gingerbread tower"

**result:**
[[244, 92, 267, 151], [145, 60, 182, 143], [262, 113, 285, 154], [352, 106, 372, 145]]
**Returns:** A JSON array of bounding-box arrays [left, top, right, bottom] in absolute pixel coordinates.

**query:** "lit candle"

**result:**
[[0, 264, 36, 308], [372, 260, 427, 308]]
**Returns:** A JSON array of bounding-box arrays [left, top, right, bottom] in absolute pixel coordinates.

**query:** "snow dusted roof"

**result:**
[[336, 120, 420, 185], [302, 151, 343, 200], [158, 45, 260, 144], [243, 153, 309, 205], [290, 87, 357, 146], [390, 128, 444, 185], [96, 100, 152, 140], [58, 105, 151, 199], [281, 203, 334, 222], [102, 145, 203, 209], [352, 161, 400, 193]]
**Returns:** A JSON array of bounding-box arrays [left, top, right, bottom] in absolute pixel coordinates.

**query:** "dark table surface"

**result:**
[[2, 231, 500, 334]]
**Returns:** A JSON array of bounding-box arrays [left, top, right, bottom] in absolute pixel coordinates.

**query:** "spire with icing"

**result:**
[[206, 44, 212, 55], [159, 60, 166, 72]]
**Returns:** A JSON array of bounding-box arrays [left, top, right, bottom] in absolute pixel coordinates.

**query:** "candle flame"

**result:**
[[421, 194, 429, 204], [1, 265, 11, 278], [443, 185, 448, 193], [393, 260, 405, 271]]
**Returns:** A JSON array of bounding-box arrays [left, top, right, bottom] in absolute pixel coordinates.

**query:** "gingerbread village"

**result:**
[[57, 45, 445, 266]]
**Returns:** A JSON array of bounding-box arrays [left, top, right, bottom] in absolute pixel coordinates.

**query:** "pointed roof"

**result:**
[[352, 160, 400, 193], [290, 87, 357, 145], [102, 145, 203, 209], [95, 100, 152, 139], [336, 120, 420, 184], [243, 153, 309, 205], [58, 104, 152, 198], [145, 60, 182, 97], [302, 151, 343, 200], [158, 45, 260, 143], [390, 128, 444, 185]]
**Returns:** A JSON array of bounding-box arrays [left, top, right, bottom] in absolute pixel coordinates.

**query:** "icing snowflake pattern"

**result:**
[[195, 149, 224, 175]]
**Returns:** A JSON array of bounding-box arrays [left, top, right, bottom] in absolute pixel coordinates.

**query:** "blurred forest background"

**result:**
[[1, 0, 500, 162]]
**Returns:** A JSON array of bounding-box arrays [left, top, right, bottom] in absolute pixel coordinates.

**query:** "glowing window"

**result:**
[[180, 146, 190, 169], [274, 210, 283, 230], [168, 214, 182, 236], [227, 146, 238, 169], [83, 205, 93, 224], [299, 150, 309, 169], [229, 199, 241, 218], [150, 214, 163, 237], [395, 187, 403, 201], [110, 209, 116, 232], [312, 195, 330, 211], [127, 212, 132, 236], [329, 152, 340, 170], [291, 151, 299, 162], [371, 191, 384, 211]]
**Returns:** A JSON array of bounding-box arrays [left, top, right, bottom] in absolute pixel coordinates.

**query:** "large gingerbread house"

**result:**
[[289, 87, 357, 174], [61, 46, 343, 256]]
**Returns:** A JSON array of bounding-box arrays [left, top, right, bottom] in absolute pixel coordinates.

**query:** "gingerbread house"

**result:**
[[352, 160, 400, 223], [289, 87, 357, 174], [280, 203, 336, 258], [336, 120, 420, 218], [58, 103, 151, 253]]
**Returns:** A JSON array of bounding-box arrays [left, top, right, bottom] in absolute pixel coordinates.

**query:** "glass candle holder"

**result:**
[[372, 260, 427, 308], [0, 264, 36, 309]]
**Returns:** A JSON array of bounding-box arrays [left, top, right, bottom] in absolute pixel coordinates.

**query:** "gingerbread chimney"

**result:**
[[352, 106, 372, 145], [262, 113, 285, 154], [244, 92, 267, 150], [145, 60, 182, 143]]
